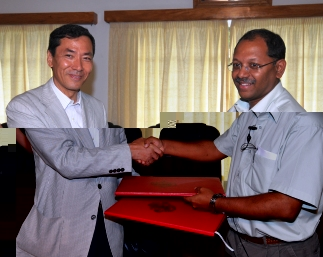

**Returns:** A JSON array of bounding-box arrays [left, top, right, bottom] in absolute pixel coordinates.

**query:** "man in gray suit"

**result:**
[[6, 24, 105, 128], [6, 25, 162, 257]]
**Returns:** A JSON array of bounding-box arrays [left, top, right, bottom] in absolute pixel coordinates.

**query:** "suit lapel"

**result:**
[[81, 94, 108, 128], [41, 80, 72, 128], [82, 95, 93, 128]]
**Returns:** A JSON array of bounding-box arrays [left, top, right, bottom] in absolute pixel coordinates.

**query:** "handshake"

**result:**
[[129, 137, 164, 166]]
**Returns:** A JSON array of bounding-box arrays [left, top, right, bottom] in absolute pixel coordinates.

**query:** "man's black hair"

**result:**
[[48, 24, 95, 56], [235, 29, 286, 60]]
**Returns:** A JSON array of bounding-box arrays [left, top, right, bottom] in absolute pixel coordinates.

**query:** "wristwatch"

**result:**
[[209, 193, 225, 213]]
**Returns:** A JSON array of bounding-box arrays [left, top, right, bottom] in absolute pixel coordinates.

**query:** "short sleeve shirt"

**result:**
[[214, 112, 323, 241]]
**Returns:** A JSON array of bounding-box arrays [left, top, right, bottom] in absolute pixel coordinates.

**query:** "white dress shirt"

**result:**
[[51, 80, 99, 146]]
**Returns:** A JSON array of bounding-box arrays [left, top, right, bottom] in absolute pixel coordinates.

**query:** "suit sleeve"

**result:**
[[117, 128, 140, 183], [26, 128, 132, 179]]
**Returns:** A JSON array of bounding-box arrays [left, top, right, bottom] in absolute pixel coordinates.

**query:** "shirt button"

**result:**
[[121, 168, 125, 172], [91, 215, 96, 220], [259, 126, 262, 129], [98, 184, 102, 189]]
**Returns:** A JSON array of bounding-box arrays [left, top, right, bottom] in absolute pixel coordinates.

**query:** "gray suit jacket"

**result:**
[[8, 79, 132, 257], [16, 128, 131, 257], [6, 78, 107, 128]]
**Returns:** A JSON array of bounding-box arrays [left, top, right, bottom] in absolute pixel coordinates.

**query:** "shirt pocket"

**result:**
[[245, 147, 277, 194]]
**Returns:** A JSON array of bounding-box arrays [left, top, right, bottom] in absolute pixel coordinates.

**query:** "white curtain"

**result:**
[[229, 17, 323, 111], [108, 21, 229, 128], [0, 25, 59, 123]]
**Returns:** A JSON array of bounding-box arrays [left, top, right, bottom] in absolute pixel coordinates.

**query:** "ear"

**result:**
[[275, 59, 286, 79], [47, 50, 53, 68]]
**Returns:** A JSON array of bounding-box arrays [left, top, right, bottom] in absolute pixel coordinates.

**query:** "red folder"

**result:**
[[115, 176, 224, 197], [104, 197, 226, 237]]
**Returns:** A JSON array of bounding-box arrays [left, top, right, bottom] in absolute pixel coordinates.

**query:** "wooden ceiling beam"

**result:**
[[0, 12, 97, 25], [104, 4, 323, 22]]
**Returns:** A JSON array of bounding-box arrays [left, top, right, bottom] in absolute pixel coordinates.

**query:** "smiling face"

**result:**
[[232, 37, 286, 109], [47, 36, 93, 102]]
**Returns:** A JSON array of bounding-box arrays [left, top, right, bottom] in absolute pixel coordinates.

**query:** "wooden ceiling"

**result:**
[[104, 4, 323, 22], [0, 12, 97, 25], [0, 3, 322, 25]]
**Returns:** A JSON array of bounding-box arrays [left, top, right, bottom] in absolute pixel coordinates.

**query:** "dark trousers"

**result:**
[[87, 202, 113, 257], [226, 229, 320, 257]]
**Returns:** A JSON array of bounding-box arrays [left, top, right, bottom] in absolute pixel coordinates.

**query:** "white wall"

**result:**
[[1, 0, 322, 112]]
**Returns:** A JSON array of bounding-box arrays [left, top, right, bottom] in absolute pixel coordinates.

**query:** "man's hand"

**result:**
[[185, 190, 303, 222], [144, 136, 164, 152], [129, 137, 164, 166], [184, 187, 214, 211]]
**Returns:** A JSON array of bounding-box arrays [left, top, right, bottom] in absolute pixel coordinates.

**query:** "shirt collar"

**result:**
[[229, 82, 283, 113], [251, 82, 283, 112], [251, 111, 281, 123], [50, 78, 82, 110]]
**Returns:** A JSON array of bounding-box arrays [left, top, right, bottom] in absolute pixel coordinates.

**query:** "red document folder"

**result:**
[[104, 197, 226, 237], [115, 176, 224, 197]]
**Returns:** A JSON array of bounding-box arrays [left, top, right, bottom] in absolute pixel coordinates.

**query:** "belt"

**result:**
[[237, 231, 286, 245]]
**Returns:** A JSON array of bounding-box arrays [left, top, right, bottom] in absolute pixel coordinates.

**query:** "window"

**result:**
[[0, 25, 59, 124]]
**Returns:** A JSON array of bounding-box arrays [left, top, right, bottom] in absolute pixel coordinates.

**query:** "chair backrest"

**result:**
[[160, 123, 219, 141], [123, 128, 143, 144], [154, 123, 222, 179]]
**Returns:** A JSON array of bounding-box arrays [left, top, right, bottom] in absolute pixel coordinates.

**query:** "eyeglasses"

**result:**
[[240, 125, 258, 152], [228, 60, 278, 72]]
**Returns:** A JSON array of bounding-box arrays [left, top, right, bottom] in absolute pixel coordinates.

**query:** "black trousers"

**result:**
[[87, 202, 113, 257]]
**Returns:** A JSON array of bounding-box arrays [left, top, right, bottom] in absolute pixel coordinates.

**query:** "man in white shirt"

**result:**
[[227, 29, 305, 112], [142, 29, 314, 257], [145, 112, 323, 257]]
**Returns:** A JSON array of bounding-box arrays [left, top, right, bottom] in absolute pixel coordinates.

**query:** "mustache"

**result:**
[[234, 77, 256, 84]]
